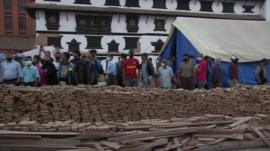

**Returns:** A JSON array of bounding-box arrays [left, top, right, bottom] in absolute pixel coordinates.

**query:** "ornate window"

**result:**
[[124, 37, 139, 50], [125, 0, 139, 7], [74, 0, 91, 4], [45, 11, 59, 30], [86, 36, 103, 49], [108, 40, 119, 52], [105, 0, 120, 6], [154, 19, 165, 31], [200, 0, 213, 12], [243, 5, 254, 13], [153, 0, 166, 9], [151, 39, 164, 52], [76, 14, 111, 33], [67, 39, 81, 54], [222, 2, 235, 13], [126, 15, 139, 32], [47, 36, 62, 48], [177, 0, 190, 10]]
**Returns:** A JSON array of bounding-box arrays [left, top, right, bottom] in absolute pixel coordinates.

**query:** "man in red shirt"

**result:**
[[123, 50, 140, 87], [196, 56, 208, 89]]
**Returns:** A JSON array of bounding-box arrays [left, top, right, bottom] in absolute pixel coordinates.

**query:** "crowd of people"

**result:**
[[0, 49, 268, 89]]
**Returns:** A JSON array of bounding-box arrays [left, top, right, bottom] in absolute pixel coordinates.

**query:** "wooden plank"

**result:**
[[130, 138, 168, 151], [94, 143, 105, 151], [197, 140, 267, 151], [108, 128, 198, 142], [194, 134, 244, 140], [100, 141, 121, 150], [0, 130, 79, 137], [152, 121, 233, 129], [250, 126, 270, 147], [226, 117, 253, 129]]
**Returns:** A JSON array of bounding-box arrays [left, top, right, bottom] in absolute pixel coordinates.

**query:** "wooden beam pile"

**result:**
[[0, 85, 270, 124], [0, 115, 270, 151]]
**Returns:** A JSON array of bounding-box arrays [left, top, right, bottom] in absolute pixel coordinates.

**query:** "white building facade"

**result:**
[[26, 0, 266, 58]]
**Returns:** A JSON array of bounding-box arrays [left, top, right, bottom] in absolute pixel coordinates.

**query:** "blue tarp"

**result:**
[[161, 29, 270, 86]]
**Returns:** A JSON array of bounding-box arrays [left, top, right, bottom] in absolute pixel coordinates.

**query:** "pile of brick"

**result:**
[[0, 85, 270, 124]]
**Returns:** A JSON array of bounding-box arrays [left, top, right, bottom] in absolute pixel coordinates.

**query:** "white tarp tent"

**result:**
[[171, 17, 270, 62]]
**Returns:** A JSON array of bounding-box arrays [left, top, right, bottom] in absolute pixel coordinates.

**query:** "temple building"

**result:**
[[26, 0, 266, 57]]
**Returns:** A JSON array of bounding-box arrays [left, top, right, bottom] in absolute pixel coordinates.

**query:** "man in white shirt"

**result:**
[[158, 59, 174, 89], [106, 55, 117, 86]]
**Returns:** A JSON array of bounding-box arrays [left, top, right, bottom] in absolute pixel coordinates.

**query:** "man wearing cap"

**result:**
[[229, 55, 239, 87], [0, 51, 22, 85], [179, 54, 194, 90], [256, 58, 269, 85], [123, 50, 140, 87]]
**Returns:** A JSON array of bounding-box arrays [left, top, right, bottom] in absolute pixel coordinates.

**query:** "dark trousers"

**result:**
[[3, 79, 18, 85], [23, 81, 36, 86], [107, 75, 116, 86], [180, 77, 193, 90]]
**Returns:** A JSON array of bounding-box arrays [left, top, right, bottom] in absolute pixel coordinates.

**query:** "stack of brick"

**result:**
[[0, 85, 270, 124]]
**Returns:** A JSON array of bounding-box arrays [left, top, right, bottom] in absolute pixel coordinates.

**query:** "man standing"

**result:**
[[21, 57, 39, 86], [77, 54, 90, 85], [229, 55, 239, 87], [53, 49, 61, 84], [123, 50, 140, 87], [179, 54, 194, 90], [106, 55, 117, 86], [88, 50, 103, 85], [211, 58, 224, 88], [256, 58, 269, 85], [158, 59, 174, 89], [196, 56, 208, 89], [140, 53, 155, 88], [0, 51, 22, 85], [116, 53, 127, 87], [58, 52, 76, 85]]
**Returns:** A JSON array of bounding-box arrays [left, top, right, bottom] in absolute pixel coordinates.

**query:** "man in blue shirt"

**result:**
[[0, 51, 22, 85], [21, 56, 40, 86], [106, 55, 117, 86]]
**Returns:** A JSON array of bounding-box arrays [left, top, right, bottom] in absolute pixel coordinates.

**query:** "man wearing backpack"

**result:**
[[89, 49, 103, 85], [256, 58, 269, 85]]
